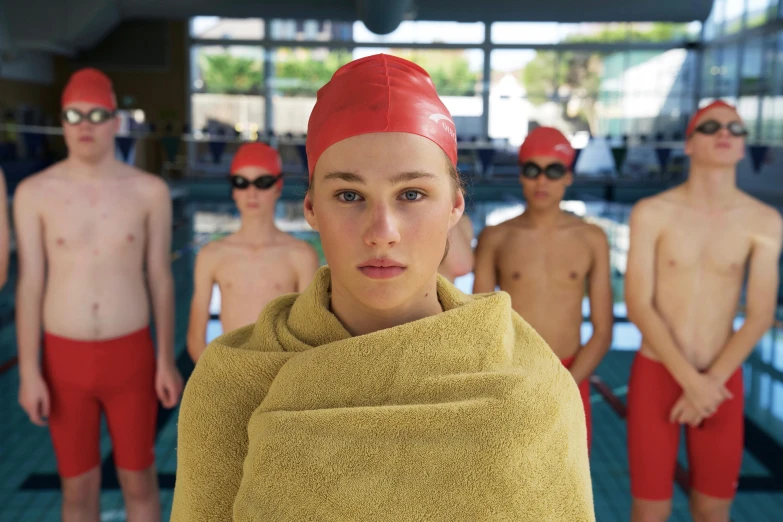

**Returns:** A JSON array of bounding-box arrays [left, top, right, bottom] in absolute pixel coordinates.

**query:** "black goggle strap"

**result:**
[[61, 108, 116, 124], [520, 161, 568, 179]]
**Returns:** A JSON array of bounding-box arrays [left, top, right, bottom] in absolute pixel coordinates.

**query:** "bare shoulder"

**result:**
[[125, 166, 169, 198], [206, 232, 245, 256], [284, 235, 318, 258], [580, 220, 609, 248], [629, 189, 681, 229], [739, 193, 783, 239], [477, 222, 508, 245], [195, 237, 230, 270], [15, 162, 64, 203]]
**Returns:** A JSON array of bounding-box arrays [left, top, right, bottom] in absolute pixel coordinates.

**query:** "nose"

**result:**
[[363, 202, 401, 247]]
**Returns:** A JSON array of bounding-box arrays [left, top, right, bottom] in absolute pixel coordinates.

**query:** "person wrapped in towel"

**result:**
[[171, 53, 595, 522]]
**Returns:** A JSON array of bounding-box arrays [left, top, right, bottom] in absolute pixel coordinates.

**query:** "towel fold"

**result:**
[[171, 267, 594, 521]]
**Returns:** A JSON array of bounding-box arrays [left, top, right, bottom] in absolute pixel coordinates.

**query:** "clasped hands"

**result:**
[[669, 371, 733, 427]]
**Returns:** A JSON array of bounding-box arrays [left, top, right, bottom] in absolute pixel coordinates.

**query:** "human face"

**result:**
[[61, 101, 118, 162], [304, 132, 464, 313], [685, 106, 746, 168], [230, 166, 282, 215], [519, 155, 573, 210]]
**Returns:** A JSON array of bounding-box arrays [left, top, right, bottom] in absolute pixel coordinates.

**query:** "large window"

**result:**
[[269, 19, 353, 42], [724, 0, 746, 35], [491, 22, 698, 45], [746, 0, 776, 29], [354, 21, 485, 44], [190, 17, 264, 40], [190, 45, 264, 136], [488, 48, 695, 145], [187, 14, 782, 154], [269, 48, 352, 135]]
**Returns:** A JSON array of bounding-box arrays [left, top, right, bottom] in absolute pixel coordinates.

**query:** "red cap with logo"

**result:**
[[306, 53, 458, 178], [62, 68, 117, 111], [231, 142, 282, 175], [518, 127, 575, 167]]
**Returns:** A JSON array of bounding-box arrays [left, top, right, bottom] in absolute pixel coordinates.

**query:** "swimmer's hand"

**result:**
[[669, 395, 705, 427], [19, 373, 50, 427], [682, 372, 733, 418], [156, 360, 184, 409]]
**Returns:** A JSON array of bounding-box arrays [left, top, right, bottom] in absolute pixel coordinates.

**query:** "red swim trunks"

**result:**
[[561, 355, 592, 451], [627, 352, 744, 500], [42, 327, 158, 478]]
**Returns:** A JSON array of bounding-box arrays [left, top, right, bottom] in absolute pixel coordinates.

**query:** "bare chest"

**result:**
[[497, 230, 592, 288], [214, 248, 298, 296], [42, 190, 146, 255], [658, 217, 752, 277]]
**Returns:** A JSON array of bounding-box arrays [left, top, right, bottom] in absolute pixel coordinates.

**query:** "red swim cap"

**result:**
[[518, 127, 575, 166], [306, 53, 458, 178], [61, 68, 117, 111], [686, 100, 739, 138], [230, 142, 282, 175]]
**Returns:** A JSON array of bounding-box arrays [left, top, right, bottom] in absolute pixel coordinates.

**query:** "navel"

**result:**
[[512, 272, 521, 281]]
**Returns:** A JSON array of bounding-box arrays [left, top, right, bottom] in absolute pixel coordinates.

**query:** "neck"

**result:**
[[522, 204, 563, 228], [685, 164, 738, 208], [66, 153, 117, 179], [237, 212, 278, 243], [329, 276, 444, 337]]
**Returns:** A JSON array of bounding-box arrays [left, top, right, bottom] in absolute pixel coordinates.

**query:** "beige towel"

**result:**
[[171, 266, 594, 521]]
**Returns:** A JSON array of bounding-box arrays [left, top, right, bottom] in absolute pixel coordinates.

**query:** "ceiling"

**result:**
[[1, 0, 714, 57]]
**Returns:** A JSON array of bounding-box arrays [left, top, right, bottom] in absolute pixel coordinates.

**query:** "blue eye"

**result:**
[[403, 191, 421, 201], [338, 191, 360, 202]]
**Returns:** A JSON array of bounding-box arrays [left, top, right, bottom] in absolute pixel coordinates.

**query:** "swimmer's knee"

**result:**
[[61, 466, 101, 507], [690, 492, 732, 522], [631, 498, 671, 522], [117, 465, 159, 503]]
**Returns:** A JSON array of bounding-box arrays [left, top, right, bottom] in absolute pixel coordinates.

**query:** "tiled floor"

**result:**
[[1, 199, 782, 521]]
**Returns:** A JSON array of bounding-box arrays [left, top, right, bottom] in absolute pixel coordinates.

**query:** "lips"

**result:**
[[715, 141, 731, 149], [358, 258, 407, 279], [78, 136, 94, 143]]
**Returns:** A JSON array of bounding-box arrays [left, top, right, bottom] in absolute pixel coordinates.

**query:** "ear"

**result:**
[[683, 138, 693, 157], [565, 171, 574, 187], [303, 190, 319, 232], [449, 187, 466, 229]]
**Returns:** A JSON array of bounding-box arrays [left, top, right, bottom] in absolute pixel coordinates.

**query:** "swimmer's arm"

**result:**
[[441, 214, 475, 279], [708, 212, 783, 384], [145, 180, 176, 365], [293, 242, 320, 292], [625, 201, 701, 388], [14, 180, 46, 378], [0, 169, 9, 287], [472, 226, 499, 293], [569, 228, 613, 384], [186, 247, 217, 363]]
